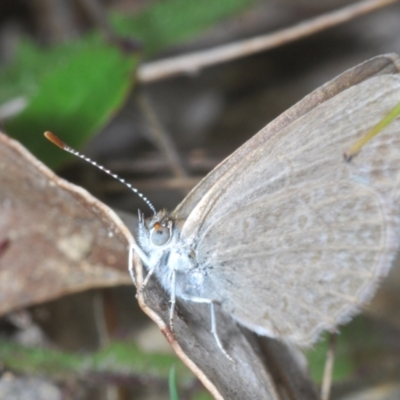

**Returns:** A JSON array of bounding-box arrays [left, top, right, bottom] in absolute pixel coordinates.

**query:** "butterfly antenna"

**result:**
[[44, 131, 157, 215]]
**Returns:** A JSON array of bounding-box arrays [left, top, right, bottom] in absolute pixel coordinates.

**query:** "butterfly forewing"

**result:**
[[176, 73, 400, 346], [173, 54, 400, 220]]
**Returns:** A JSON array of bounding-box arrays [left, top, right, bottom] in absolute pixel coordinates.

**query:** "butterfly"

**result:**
[[46, 53, 400, 360]]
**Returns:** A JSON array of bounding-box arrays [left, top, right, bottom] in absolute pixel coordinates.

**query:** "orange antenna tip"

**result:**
[[44, 131, 67, 149]]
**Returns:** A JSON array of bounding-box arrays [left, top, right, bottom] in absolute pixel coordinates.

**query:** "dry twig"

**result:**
[[138, 0, 399, 83]]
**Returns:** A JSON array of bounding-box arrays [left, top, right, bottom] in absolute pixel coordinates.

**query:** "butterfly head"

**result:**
[[150, 217, 173, 246], [138, 210, 179, 254]]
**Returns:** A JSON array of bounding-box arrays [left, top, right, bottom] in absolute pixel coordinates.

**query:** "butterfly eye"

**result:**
[[150, 222, 171, 246]]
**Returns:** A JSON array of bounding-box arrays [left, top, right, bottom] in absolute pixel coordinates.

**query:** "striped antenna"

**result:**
[[44, 131, 157, 215]]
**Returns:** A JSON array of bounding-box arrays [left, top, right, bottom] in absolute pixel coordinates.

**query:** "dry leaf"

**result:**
[[0, 132, 133, 316]]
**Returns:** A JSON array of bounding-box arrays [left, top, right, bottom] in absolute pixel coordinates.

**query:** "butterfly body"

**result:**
[[137, 211, 204, 299]]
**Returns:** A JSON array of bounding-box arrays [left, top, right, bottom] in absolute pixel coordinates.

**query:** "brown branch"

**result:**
[[136, 94, 188, 179], [138, 0, 399, 83]]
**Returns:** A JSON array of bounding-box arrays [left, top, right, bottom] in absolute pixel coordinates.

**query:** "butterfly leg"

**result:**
[[181, 295, 233, 361], [136, 258, 159, 295], [128, 240, 150, 288], [169, 269, 177, 333], [132, 209, 155, 291], [128, 245, 136, 285]]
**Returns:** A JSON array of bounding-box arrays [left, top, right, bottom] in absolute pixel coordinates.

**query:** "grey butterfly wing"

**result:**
[[173, 53, 400, 220], [176, 73, 400, 346]]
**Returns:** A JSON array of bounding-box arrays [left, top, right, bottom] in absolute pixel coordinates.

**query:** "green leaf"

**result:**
[[4, 36, 137, 168], [169, 365, 180, 400], [112, 0, 255, 55]]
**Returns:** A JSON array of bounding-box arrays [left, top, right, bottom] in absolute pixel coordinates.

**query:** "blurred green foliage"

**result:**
[[0, 339, 196, 388], [305, 314, 393, 384], [0, 315, 387, 396], [0, 338, 219, 397], [0, 0, 254, 168]]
